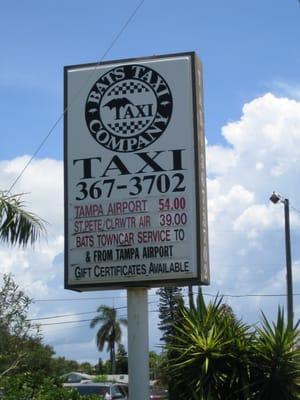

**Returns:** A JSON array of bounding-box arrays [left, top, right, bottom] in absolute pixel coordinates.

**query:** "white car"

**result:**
[[64, 381, 127, 399]]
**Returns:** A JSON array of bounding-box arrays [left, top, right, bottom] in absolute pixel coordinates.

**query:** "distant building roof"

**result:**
[[61, 372, 93, 383]]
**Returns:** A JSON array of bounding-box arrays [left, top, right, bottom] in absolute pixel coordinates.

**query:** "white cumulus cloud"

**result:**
[[207, 93, 300, 324]]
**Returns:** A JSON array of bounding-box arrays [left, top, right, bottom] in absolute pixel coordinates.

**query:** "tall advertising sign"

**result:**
[[64, 52, 209, 291]]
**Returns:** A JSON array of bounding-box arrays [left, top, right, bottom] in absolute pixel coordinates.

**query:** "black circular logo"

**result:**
[[85, 64, 173, 152]]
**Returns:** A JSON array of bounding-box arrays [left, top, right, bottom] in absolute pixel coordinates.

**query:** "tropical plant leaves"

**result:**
[[250, 308, 300, 400], [166, 293, 300, 400], [0, 191, 45, 247]]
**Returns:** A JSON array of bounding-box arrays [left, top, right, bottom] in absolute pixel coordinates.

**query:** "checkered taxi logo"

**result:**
[[107, 81, 150, 96], [85, 64, 173, 152]]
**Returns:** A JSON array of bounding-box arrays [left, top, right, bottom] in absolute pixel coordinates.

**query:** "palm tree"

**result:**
[[0, 191, 45, 247], [90, 305, 127, 374]]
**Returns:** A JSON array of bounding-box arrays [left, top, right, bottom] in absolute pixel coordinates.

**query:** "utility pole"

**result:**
[[270, 192, 294, 329], [188, 285, 194, 309], [283, 198, 293, 330]]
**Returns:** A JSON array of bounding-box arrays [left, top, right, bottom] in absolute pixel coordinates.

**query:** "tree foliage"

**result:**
[[0, 273, 42, 376], [90, 305, 127, 374], [0, 274, 84, 381], [0, 191, 45, 247], [51, 357, 81, 377], [115, 343, 128, 374], [0, 375, 101, 399], [149, 350, 167, 382], [157, 287, 184, 343], [157, 287, 184, 399]]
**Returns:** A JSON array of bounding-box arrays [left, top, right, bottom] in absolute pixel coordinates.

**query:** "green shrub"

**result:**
[[0, 374, 103, 399], [92, 374, 108, 382]]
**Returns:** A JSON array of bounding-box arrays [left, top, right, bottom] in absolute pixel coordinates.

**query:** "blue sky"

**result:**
[[1, 0, 300, 364], [2, 0, 299, 159]]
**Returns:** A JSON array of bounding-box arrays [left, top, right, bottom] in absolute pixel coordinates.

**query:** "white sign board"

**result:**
[[64, 52, 209, 290]]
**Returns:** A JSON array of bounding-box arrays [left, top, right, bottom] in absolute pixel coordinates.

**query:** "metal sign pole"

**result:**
[[284, 199, 293, 330], [127, 288, 149, 400]]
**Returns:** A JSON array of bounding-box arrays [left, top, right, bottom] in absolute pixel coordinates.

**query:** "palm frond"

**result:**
[[0, 191, 45, 247], [96, 324, 112, 351], [90, 315, 106, 328]]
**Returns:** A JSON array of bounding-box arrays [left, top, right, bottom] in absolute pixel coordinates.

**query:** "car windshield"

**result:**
[[76, 385, 109, 396], [117, 385, 128, 396], [112, 385, 124, 396]]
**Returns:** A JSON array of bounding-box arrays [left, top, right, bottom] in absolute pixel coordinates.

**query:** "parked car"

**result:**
[[64, 382, 127, 399], [149, 387, 168, 399]]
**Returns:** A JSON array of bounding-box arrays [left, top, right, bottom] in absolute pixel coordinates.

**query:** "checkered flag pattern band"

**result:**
[[107, 82, 150, 96], [108, 119, 150, 135]]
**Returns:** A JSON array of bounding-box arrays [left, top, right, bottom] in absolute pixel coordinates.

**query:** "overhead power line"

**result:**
[[202, 292, 300, 298], [37, 302, 158, 326], [34, 295, 127, 302], [290, 204, 300, 215], [37, 308, 159, 330], [40, 318, 94, 326], [33, 290, 300, 304], [29, 291, 300, 325], [27, 309, 124, 322], [8, 0, 146, 193], [29, 300, 159, 323], [33, 291, 158, 302]]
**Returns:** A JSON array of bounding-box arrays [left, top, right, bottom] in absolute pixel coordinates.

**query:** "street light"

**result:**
[[270, 192, 293, 329]]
